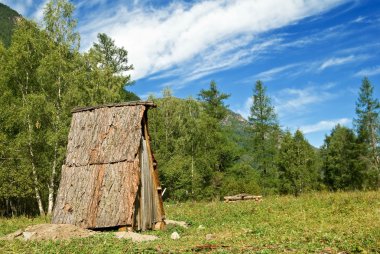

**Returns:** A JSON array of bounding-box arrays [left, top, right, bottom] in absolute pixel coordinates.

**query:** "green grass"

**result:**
[[0, 191, 379, 253]]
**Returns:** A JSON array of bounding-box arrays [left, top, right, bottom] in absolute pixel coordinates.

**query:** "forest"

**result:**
[[0, 0, 379, 217]]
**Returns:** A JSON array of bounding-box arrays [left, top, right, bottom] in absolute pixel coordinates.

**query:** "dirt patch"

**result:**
[[1, 224, 97, 241]]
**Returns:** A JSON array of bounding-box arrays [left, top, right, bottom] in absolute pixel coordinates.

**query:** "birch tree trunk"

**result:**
[[21, 72, 45, 216]]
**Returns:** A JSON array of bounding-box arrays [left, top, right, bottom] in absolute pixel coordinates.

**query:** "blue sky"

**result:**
[[2, 0, 380, 147]]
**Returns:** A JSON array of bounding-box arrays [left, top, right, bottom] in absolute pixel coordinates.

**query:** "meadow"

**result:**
[[0, 191, 379, 253]]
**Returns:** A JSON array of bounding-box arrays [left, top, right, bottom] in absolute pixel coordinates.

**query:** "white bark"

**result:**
[[21, 70, 45, 216], [47, 142, 58, 215]]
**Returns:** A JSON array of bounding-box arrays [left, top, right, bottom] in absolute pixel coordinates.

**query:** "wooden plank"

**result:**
[[140, 137, 155, 231], [143, 115, 165, 225]]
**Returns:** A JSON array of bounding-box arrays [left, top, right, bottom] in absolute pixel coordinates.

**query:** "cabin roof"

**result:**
[[71, 101, 156, 113]]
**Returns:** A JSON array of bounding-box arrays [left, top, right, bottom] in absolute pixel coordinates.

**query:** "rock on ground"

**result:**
[[1, 224, 96, 241], [171, 231, 180, 240], [165, 219, 189, 229], [114, 231, 158, 242]]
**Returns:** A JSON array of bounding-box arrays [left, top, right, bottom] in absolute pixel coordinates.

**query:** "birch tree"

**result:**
[[40, 0, 80, 215]]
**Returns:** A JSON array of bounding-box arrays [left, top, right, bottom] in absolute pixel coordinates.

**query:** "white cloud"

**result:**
[[355, 66, 380, 77], [274, 84, 337, 117], [77, 0, 349, 83], [254, 63, 300, 81], [248, 53, 369, 82], [319, 55, 356, 70], [300, 118, 351, 134]]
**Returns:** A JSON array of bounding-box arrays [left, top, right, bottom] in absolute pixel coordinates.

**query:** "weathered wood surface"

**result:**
[[224, 194, 262, 202], [65, 106, 145, 167], [52, 160, 140, 228], [143, 117, 165, 225], [140, 137, 155, 231], [53, 104, 166, 230]]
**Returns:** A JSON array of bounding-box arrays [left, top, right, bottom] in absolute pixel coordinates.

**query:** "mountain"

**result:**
[[0, 3, 21, 47]]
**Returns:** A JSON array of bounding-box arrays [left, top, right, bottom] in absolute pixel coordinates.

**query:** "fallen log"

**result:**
[[224, 193, 262, 202]]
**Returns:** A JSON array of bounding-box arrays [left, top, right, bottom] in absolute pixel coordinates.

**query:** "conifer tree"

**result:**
[[198, 80, 230, 120], [354, 77, 380, 173], [248, 80, 280, 193], [87, 33, 134, 104], [321, 125, 366, 190]]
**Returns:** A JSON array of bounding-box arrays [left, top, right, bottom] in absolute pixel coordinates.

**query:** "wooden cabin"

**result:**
[[52, 101, 165, 231]]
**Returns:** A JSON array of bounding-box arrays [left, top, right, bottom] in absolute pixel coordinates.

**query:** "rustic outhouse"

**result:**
[[52, 101, 165, 231]]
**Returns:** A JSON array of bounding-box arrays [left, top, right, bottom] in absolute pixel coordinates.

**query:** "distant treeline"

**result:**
[[148, 78, 379, 201], [0, 0, 379, 216]]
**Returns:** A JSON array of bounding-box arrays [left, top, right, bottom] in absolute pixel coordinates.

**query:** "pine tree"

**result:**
[[248, 80, 280, 193], [249, 80, 278, 132], [87, 33, 134, 104], [321, 125, 366, 190], [198, 80, 230, 120], [354, 77, 380, 175]]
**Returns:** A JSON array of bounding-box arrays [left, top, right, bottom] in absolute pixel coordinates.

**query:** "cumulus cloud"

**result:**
[[300, 118, 351, 134], [75, 0, 348, 82]]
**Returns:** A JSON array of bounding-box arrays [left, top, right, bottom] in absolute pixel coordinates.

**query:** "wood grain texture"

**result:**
[[143, 117, 165, 223], [52, 161, 140, 228], [65, 106, 145, 167]]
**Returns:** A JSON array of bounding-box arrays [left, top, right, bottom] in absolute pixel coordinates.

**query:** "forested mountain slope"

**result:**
[[0, 3, 21, 47]]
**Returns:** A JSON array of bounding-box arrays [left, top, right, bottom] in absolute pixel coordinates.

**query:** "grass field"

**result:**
[[0, 191, 379, 253]]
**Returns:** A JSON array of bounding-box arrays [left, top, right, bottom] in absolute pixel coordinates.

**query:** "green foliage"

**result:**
[[149, 85, 240, 201], [321, 125, 367, 190], [354, 77, 380, 179], [249, 80, 277, 128], [43, 0, 79, 48], [0, 0, 137, 215], [198, 80, 230, 120], [248, 80, 281, 193], [0, 3, 21, 47], [1, 0, 380, 216], [278, 130, 319, 196]]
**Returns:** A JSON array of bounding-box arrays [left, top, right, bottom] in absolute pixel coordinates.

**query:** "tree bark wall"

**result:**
[[52, 103, 164, 230]]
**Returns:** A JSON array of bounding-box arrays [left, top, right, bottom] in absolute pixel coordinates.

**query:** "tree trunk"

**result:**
[[48, 62, 62, 215], [21, 70, 45, 216], [28, 117, 45, 216], [47, 141, 58, 215]]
